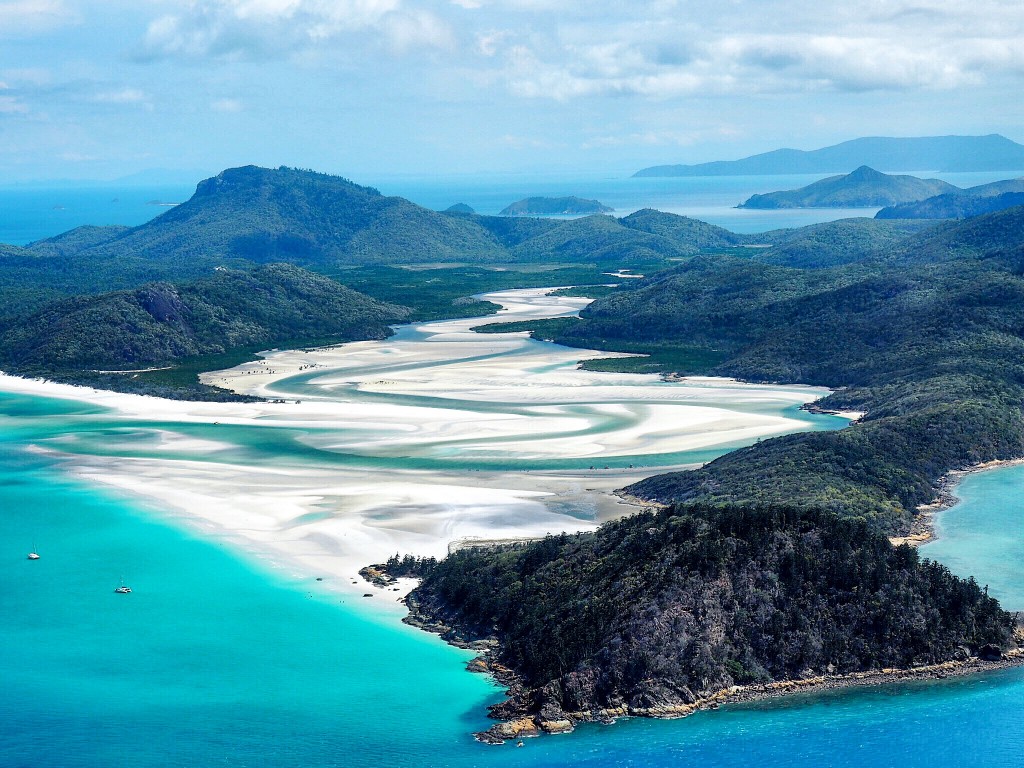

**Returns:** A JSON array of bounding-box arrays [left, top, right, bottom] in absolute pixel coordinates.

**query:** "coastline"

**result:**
[[891, 457, 1024, 547], [473, 651, 1024, 743], [400, 587, 1024, 744], [403, 598, 1024, 744], [0, 289, 841, 610]]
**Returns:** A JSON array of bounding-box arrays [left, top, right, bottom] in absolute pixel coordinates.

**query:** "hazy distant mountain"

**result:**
[[635, 134, 1024, 177], [444, 202, 475, 214], [876, 178, 1024, 219], [738, 166, 957, 209], [499, 196, 613, 216]]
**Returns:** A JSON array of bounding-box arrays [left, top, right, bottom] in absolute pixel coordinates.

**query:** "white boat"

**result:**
[[114, 577, 131, 594], [27, 543, 40, 560]]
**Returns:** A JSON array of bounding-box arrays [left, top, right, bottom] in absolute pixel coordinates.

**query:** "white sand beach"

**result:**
[[0, 288, 842, 607]]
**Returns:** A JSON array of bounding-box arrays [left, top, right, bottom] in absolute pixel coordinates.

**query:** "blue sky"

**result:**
[[2, 0, 1024, 183]]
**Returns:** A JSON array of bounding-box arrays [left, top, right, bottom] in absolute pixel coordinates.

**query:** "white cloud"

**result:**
[[0, 0, 76, 36], [211, 97, 244, 112], [0, 95, 28, 113], [92, 87, 148, 104], [135, 0, 461, 62], [473, 1, 1024, 100], [383, 10, 454, 53]]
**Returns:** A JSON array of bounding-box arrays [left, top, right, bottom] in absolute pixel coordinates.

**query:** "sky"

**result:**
[[2, 0, 1024, 183]]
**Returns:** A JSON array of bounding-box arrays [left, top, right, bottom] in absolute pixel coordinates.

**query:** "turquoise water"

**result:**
[[921, 464, 1024, 611], [3, 394, 1024, 765], [0, 184, 196, 246], [2, 180, 1024, 766]]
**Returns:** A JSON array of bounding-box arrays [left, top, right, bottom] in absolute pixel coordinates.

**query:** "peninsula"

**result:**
[[876, 177, 1024, 219]]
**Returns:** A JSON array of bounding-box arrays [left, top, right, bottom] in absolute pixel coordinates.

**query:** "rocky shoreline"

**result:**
[[470, 650, 1024, 744], [399, 585, 1024, 745]]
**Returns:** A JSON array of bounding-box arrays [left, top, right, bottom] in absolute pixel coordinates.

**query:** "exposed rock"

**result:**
[[979, 644, 1003, 661], [538, 719, 574, 734], [358, 565, 396, 587]]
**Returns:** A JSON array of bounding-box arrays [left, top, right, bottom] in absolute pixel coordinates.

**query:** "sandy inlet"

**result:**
[[0, 288, 843, 606]]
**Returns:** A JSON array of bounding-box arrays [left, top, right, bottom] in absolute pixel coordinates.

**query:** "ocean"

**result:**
[[3, 179, 1024, 767], [2, 169, 1019, 245], [2, 389, 1024, 767]]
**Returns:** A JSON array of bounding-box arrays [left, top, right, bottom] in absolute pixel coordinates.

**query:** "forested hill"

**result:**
[[0, 167, 753, 318], [476, 205, 1020, 528], [0, 263, 407, 392], [738, 166, 956, 209], [411, 505, 1011, 734], [407, 203, 1024, 737], [876, 178, 1024, 219], [54, 165, 506, 268]]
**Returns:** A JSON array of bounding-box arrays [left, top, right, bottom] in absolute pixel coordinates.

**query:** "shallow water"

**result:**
[[921, 464, 1024, 611], [2, 290, 1023, 766]]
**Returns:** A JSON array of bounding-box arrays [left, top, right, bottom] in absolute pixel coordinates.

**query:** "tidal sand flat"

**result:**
[[0, 288, 846, 599], [3, 290, 1024, 768]]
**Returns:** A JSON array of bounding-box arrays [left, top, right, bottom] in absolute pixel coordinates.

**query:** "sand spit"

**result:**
[[1, 288, 842, 605]]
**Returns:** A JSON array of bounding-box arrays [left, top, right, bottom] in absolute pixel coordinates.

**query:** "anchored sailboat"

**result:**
[[114, 577, 132, 594]]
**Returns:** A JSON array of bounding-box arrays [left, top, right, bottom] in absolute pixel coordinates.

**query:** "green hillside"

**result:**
[[411, 505, 1009, 733], [498, 196, 613, 216], [738, 166, 957, 209], [877, 178, 1024, 219], [0, 263, 407, 395], [406, 203, 1024, 736]]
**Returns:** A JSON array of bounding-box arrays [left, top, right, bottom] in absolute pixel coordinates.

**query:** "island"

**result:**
[[737, 166, 956, 209], [634, 134, 1024, 177], [498, 196, 613, 216]]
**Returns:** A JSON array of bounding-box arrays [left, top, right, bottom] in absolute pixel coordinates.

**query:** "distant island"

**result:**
[[444, 203, 475, 214], [634, 134, 1024, 177], [876, 178, 1024, 219], [499, 196, 613, 216], [738, 166, 956, 209]]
